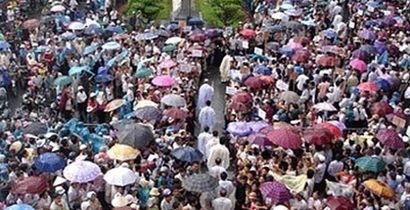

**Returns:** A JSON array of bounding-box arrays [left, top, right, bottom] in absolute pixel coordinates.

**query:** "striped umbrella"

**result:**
[[260, 181, 293, 204], [267, 129, 302, 149], [182, 174, 219, 192], [376, 129, 404, 149]]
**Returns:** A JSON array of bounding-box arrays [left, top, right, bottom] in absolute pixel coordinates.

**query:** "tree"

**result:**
[[209, 0, 246, 26], [127, 0, 164, 23]]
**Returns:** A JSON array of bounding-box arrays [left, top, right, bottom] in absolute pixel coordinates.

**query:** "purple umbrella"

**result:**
[[383, 16, 397, 26], [352, 49, 370, 61], [227, 122, 252, 137], [358, 29, 376, 41], [63, 160, 102, 183], [205, 29, 222, 38], [249, 134, 274, 146], [260, 181, 293, 204], [374, 40, 387, 55], [247, 121, 271, 132]]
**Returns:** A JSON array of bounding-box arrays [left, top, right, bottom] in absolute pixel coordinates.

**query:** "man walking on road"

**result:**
[[198, 100, 216, 131], [197, 79, 214, 111]]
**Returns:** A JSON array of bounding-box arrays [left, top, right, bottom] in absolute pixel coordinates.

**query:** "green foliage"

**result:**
[[127, 0, 166, 22], [197, 0, 245, 27]]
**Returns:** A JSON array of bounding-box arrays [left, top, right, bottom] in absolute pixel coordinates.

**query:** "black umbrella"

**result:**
[[21, 122, 48, 136], [182, 173, 219, 192], [115, 122, 154, 148]]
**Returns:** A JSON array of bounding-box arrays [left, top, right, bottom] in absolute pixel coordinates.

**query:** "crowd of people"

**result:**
[[0, 0, 410, 209]]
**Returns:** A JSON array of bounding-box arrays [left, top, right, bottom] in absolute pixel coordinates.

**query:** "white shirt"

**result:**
[[197, 132, 213, 156], [296, 74, 309, 91], [405, 86, 410, 99], [76, 91, 87, 103], [209, 165, 226, 179], [219, 180, 234, 196], [211, 197, 233, 210]]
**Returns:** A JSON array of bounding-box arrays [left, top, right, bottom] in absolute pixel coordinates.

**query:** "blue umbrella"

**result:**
[[250, 54, 268, 61], [0, 41, 10, 51], [5, 204, 35, 210], [155, 29, 171, 37], [254, 65, 271, 75], [322, 28, 337, 38], [188, 17, 204, 26], [84, 25, 103, 35], [105, 25, 124, 34], [98, 66, 109, 75], [172, 146, 203, 163], [61, 31, 76, 40], [34, 152, 65, 172], [95, 74, 114, 83], [227, 122, 252, 137], [83, 44, 98, 55], [167, 23, 179, 31], [69, 66, 93, 76], [142, 32, 159, 40], [375, 78, 391, 91], [35, 45, 50, 53], [301, 19, 316, 27], [102, 41, 121, 50], [279, 46, 294, 57], [0, 163, 9, 182]]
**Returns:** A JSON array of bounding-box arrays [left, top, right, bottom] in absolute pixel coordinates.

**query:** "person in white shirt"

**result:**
[[296, 73, 309, 94], [197, 79, 214, 111], [219, 172, 234, 197], [76, 86, 88, 122], [205, 131, 220, 158], [209, 158, 227, 179], [197, 127, 213, 159], [211, 189, 233, 210], [198, 101, 216, 131], [207, 139, 230, 170]]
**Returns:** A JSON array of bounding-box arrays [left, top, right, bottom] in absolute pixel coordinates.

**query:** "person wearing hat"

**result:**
[[147, 188, 160, 210], [76, 86, 88, 122], [50, 187, 69, 210], [138, 179, 150, 208], [160, 189, 174, 210], [87, 92, 98, 122]]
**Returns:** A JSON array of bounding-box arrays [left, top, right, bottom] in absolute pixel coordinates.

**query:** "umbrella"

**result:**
[[63, 160, 101, 183], [50, 5, 65, 12], [322, 28, 337, 38], [172, 146, 203, 163], [205, 29, 222, 37], [363, 179, 394, 198], [279, 91, 300, 103], [23, 19, 40, 29], [133, 107, 162, 121], [284, 8, 302, 16], [316, 55, 336, 67], [183, 174, 219, 192], [11, 176, 48, 194], [254, 65, 271, 75], [69, 66, 92, 76], [114, 33, 131, 40], [165, 37, 184, 45], [358, 29, 376, 40], [376, 129, 403, 147], [301, 19, 316, 27], [34, 153, 65, 172], [21, 122, 48, 136], [107, 144, 140, 161], [355, 156, 385, 173], [95, 74, 114, 83], [303, 128, 334, 145], [247, 121, 270, 132], [357, 82, 379, 93], [161, 94, 186, 107], [54, 75, 72, 86], [292, 49, 310, 63], [83, 44, 98, 55], [5, 204, 35, 210], [158, 59, 177, 69], [190, 33, 207, 42], [282, 21, 304, 30], [228, 102, 250, 112], [188, 16, 204, 26], [371, 101, 393, 117], [84, 25, 104, 35], [164, 108, 187, 120], [326, 196, 355, 210], [134, 67, 153, 78], [134, 100, 158, 110], [102, 41, 121, 50], [267, 129, 302, 149], [68, 21, 85, 30], [314, 122, 342, 138], [271, 12, 289, 20], [375, 78, 391, 91], [116, 123, 154, 148], [104, 167, 138, 186], [141, 32, 158, 40], [360, 44, 377, 55], [162, 44, 176, 52], [260, 181, 293, 204], [104, 99, 125, 112], [155, 29, 170, 37], [61, 31, 76, 40], [383, 135, 404, 149], [152, 75, 175, 87], [350, 58, 367, 72], [244, 76, 264, 89], [249, 134, 274, 146], [374, 40, 387, 54], [263, 25, 285, 33], [313, 102, 337, 111], [227, 122, 252, 137], [0, 41, 10, 51], [260, 75, 274, 85], [240, 29, 256, 39], [231, 91, 253, 104]]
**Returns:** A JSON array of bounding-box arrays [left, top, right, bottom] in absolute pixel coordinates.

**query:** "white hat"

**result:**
[[55, 186, 65, 195], [78, 86, 84, 90], [86, 191, 96, 199], [317, 154, 326, 162], [111, 195, 129, 207], [80, 144, 87, 150], [273, 205, 289, 210], [163, 188, 171, 196], [81, 201, 91, 210], [404, 108, 410, 115], [53, 176, 67, 187], [90, 92, 97, 97]]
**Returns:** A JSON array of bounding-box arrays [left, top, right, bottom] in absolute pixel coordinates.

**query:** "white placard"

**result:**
[[358, 10, 364, 16], [225, 86, 237, 95], [179, 63, 191, 72], [368, 6, 375, 12], [242, 40, 249, 49], [258, 108, 266, 120], [349, 21, 355, 28], [192, 49, 203, 57], [254, 47, 263, 55]]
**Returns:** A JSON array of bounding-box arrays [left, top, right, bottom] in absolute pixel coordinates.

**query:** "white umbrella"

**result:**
[[271, 12, 289, 21], [102, 41, 121, 50], [104, 167, 138, 186], [165, 37, 184, 45], [313, 102, 337, 111], [68, 21, 85, 30], [50, 5, 65, 12]]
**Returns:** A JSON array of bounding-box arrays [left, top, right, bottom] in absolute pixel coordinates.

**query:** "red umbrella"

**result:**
[[244, 76, 263, 89], [376, 129, 401, 144], [316, 55, 336, 67], [292, 49, 311, 63], [231, 91, 252, 104], [228, 102, 250, 112], [326, 196, 355, 210], [240, 29, 256, 39], [163, 108, 187, 120], [267, 129, 302, 149], [11, 176, 48, 194], [314, 122, 342, 138], [259, 76, 275, 85], [357, 82, 379, 93], [371, 101, 393, 117], [383, 136, 404, 149], [23, 18, 40, 29], [303, 128, 334, 145], [190, 34, 207, 42]]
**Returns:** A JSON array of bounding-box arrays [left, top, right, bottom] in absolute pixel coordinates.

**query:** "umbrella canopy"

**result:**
[[182, 174, 219, 192], [11, 176, 48, 194], [326, 196, 355, 210], [133, 107, 162, 121], [375, 78, 391, 91], [54, 75, 72, 87], [190, 33, 207, 42], [357, 82, 379, 93], [102, 41, 121, 50], [83, 44, 98, 55], [260, 181, 293, 204], [134, 100, 158, 109], [363, 179, 394, 198], [163, 108, 187, 121], [376, 129, 403, 149], [358, 29, 376, 40], [158, 59, 178, 69], [21, 122, 48, 136], [371, 101, 393, 117], [279, 91, 300, 103], [35, 152, 65, 172], [104, 167, 138, 186], [244, 76, 264, 89], [68, 21, 85, 30], [95, 74, 114, 83], [314, 122, 342, 138], [50, 5, 65, 12], [0, 41, 10, 51], [316, 55, 336, 67], [161, 94, 187, 107], [162, 44, 177, 52], [350, 58, 367, 72], [292, 49, 311, 63], [227, 122, 252, 137], [116, 123, 154, 148], [352, 49, 370, 60], [247, 121, 270, 132], [107, 144, 140, 161], [69, 66, 92, 76], [231, 92, 253, 105], [267, 129, 302, 149], [303, 128, 334, 145], [249, 134, 274, 147], [5, 204, 35, 210], [240, 29, 256, 39], [61, 31, 76, 40], [313, 102, 337, 112], [355, 156, 385, 173], [152, 75, 175, 87], [23, 19, 40, 29], [188, 16, 204, 26], [165, 37, 184, 45], [134, 67, 153, 79], [63, 160, 101, 183], [322, 28, 337, 38], [172, 146, 203, 163], [104, 99, 125, 112], [254, 65, 272, 75]]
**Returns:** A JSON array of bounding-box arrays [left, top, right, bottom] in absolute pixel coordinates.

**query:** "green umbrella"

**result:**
[[355, 156, 385, 173], [162, 44, 176, 53], [54, 76, 72, 87], [134, 67, 153, 79]]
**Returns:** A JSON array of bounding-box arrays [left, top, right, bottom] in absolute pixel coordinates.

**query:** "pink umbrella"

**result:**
[[350, 58, 367, 72], [260, 181, 293, 204], [289, 42, 303, 50], [376, 129, 404, 149], [371, 101, 393, 117], [357, 82, 379, 93], [267, 129, 302, 149], [152, 75, 175, 87], [158, 59, 177, 69]]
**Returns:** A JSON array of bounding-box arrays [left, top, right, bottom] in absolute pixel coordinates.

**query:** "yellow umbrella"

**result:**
[[107, 144, 139, 161], [133, 100, 158, 110], [104, 99, 125, 112], [363, 179, 394, 199], [10, 141, 23, 152]]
